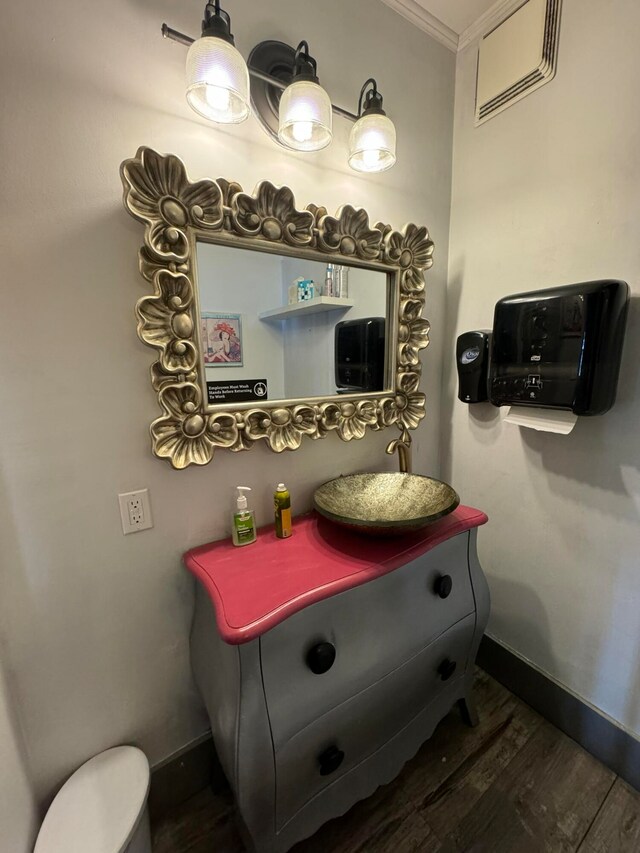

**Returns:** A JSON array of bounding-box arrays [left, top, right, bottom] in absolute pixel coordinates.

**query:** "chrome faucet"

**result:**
[[386, 437, 412, 474]]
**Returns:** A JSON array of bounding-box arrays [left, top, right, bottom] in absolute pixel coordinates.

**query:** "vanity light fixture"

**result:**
[[185, 1, 250, 124], [163, 7, 397, 172], [277, 41, 332, 152], [349, 79, 397, 173]]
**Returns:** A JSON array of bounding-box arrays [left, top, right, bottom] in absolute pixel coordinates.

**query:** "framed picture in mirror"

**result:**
[[201, 313, 243, 367]]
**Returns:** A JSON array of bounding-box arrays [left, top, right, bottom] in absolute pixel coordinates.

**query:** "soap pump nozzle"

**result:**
[[236, 486, 251, 511]]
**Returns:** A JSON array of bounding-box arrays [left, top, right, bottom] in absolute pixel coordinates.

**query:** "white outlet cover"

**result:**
[[118, 489, 153, 535]]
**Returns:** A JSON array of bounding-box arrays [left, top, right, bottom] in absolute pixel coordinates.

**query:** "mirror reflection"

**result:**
[[196, 242, 390, 408]]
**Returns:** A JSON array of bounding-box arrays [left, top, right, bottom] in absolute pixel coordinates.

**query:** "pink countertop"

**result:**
[[184, 506, 488, 645]]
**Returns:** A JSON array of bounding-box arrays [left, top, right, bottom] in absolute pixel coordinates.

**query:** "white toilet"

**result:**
[[34, 746, 152, 853]]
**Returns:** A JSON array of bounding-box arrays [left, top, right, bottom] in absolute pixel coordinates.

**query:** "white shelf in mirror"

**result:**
[[258, 296, 354, 322]]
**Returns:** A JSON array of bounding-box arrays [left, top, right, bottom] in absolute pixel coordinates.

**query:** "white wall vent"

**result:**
[[475, 0, 562, 125]]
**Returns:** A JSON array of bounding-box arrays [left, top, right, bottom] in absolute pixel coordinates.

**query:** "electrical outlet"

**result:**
[[118, 489, 153, 535]]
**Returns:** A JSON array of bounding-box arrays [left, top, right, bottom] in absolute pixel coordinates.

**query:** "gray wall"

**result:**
[[445, 0, 640, 736], [0, 661, 38, 853], [198, 243, 287, 399], [0, 0, 455, 842]]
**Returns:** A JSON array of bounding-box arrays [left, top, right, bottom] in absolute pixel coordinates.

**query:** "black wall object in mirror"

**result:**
[[335, 317, 386, 394], [456, 330, 491, 403]]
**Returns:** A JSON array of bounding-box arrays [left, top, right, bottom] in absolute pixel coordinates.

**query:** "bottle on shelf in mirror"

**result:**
[[325, 263, 335, 297], [337, 265, 349, 298]]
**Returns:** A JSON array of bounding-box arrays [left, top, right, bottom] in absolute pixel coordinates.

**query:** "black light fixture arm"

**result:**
[[292, 40, 319, 83], [201, 1, 234, 43], [161, 24, 359, 122], [358, 78, 386, 117]]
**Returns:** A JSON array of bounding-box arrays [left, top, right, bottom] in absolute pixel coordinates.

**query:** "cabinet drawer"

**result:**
[[261, 532, 474, 749], [274, 612, 475, 829]]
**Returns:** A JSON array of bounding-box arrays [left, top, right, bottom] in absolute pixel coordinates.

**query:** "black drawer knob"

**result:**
[[318, 745, 344, 776], [306, 642, 336, 675], [434, 574, 453, 599], [437, 658, 457, 681]]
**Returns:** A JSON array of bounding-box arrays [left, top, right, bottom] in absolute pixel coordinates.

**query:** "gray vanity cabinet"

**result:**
[[189, 523, 490, 853]]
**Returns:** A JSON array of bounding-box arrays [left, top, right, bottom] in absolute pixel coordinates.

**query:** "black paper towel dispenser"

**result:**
[[489, 280, 629, 415]]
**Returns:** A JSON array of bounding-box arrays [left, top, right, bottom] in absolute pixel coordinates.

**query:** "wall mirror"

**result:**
[[196, 242, 391, 405], [121, 148, 433, 469]]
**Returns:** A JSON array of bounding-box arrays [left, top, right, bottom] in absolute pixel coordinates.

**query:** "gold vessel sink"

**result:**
[[313, 472, 460, 536]]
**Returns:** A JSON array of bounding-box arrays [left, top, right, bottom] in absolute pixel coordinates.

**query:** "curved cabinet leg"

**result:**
[[458, 694, 479, 728]]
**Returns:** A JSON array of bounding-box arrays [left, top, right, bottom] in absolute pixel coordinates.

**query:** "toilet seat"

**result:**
[[34, 746, 150, 853]]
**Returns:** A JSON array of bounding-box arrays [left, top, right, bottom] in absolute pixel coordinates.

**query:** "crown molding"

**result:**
[[381, 0, 529, 54], [380, 0, 459, 52], [458, 0, 526, 51]]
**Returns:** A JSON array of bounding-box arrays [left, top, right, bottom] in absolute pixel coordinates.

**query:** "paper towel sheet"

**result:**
[[504, 406, 577, 434]]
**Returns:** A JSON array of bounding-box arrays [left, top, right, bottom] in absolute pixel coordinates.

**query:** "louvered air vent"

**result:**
[[475, 0, 562, 125]]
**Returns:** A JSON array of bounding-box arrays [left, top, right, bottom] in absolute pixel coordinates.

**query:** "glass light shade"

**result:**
[[348, 113, 397, 173], [186, 36, 250, 124], [278, 80, 333, 151]]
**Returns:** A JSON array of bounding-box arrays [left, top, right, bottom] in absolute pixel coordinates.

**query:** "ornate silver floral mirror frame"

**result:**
[[120, 147, 433, 469]]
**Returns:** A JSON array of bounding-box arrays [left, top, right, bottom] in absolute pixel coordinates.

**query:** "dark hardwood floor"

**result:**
[[152, 670, 640, 852]]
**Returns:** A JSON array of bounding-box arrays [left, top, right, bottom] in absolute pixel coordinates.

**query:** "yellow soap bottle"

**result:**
[[274, 483, 292, 539]]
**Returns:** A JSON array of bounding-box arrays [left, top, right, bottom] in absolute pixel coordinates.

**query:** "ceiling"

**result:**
[[413, 0, 500, 35]]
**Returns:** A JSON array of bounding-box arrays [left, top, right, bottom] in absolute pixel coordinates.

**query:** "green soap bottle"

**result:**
[[232, 486, 257, 547], [274, 483, 292, 539]]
